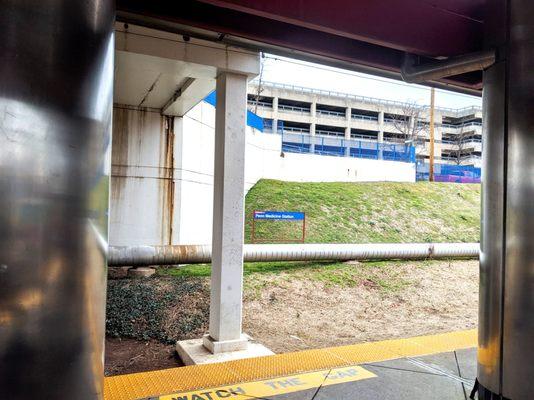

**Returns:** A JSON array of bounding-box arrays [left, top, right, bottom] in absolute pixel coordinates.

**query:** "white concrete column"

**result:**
[[378, 111, 385, 159], [345, 106, 351, 156], [204, 72, 248, 353], [310, 100, 317, 153], [172, 116, 184, 245], [408, 116, 416, 135], [434, 112, 443, 161], [272, 96, 279, 133]]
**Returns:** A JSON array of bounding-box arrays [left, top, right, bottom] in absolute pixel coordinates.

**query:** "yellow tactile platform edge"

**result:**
[[158, 365, 377, 400], [104, 329, 477, 400]]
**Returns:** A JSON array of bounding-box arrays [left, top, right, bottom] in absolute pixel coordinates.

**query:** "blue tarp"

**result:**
[[204, 91, 264, 131], [416, 162, 481, 183]]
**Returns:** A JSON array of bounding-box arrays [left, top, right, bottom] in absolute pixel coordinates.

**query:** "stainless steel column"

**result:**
[[502, 1, 534, 397], [0, 1, 114, 399], [479, 1, 534, 398]]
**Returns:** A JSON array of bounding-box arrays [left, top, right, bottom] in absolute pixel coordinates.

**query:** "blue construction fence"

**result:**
[[204, 91, 264, 131], [281, 132, 416, 163], [416, 162, 481, 183]]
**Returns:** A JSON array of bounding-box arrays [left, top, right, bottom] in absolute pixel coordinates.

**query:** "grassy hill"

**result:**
[[244, 180, 480, 243]]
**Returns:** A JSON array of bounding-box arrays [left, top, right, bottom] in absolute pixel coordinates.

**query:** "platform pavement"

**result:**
[[104, 330, 478, 400]]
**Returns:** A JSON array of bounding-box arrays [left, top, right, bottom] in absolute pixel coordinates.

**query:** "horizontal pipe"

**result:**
[[401, 50, 495, 83], [108, 243, 480, 266]]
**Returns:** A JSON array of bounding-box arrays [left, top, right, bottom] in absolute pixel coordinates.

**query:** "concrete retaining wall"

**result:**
[[110, 101, 415, 246]]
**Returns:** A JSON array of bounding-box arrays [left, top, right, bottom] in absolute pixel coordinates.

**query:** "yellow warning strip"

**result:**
[[158, 365, 375, 400], [104, 329, 477, 400]]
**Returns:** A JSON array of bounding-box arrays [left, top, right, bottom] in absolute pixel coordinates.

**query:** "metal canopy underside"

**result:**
[[116, 0, 486, 95]]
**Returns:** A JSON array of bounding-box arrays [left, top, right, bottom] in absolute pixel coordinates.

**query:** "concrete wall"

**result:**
[[176, 102, 216, 245], [110, 105, 176, 247], [245, 130, 415, 185], [110, 101, 415, 246]]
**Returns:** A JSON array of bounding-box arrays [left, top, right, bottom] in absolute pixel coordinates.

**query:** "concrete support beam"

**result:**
[[310, 100, 317, 153], [177, 70, 273, 364], [272, 96, 279, 133], [162, 78, 215, 116], [378, 111, 385, 160], [115, 24, 260, 77], [206, 72, 248, 350], [378, 111, 385, 142], [433, 112, 443, 161], [114, 23, 260, 114], [345, 106, 352, 156]]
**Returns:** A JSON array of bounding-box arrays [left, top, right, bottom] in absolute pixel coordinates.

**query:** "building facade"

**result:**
[[248, 82, 482, 168]]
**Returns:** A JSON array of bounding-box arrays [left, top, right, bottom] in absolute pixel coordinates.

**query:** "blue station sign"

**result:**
[[254, 211, 305, 221]]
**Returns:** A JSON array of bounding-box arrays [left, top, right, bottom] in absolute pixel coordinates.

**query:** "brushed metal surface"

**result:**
[[478, 60, 506, 395], [502, 0, 534, 398], [479, 1, 534, 398], [0, 1, 114, 399]]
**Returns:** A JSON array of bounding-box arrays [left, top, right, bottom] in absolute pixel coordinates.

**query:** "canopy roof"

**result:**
[[117, 0, 486, 95]]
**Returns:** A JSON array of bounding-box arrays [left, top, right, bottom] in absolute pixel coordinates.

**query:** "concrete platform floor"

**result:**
[[104, 329, 478, 400], [267, 349, 476, 400]]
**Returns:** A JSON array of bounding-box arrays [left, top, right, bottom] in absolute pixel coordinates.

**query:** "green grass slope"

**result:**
[[244, 180, 480, 243]]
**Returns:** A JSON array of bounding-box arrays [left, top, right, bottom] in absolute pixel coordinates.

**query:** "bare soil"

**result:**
[[104, 259, 478, 375], [105, 338, 182, 376], [243, 260, 478, 353]]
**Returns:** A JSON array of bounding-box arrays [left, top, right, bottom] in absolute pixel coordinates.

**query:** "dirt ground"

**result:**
[[105, 259, 478, 375], [243, 260, 478, 353], [105, 338, 182, 376]]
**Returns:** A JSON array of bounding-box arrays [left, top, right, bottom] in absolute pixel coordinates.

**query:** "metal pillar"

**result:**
[[478, 1, 534, 399], [204, 72, 249, 353], [0, 1, 114, 399]]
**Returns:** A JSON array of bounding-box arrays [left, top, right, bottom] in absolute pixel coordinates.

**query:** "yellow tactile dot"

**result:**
[[410, 329, 477, 354], [223, 348, 348, 381], [326, 340, 398, 364], [104, 363, 240, 400]]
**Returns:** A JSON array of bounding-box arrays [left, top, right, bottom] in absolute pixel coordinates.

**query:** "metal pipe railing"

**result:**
[[108, 242, 480, 266]]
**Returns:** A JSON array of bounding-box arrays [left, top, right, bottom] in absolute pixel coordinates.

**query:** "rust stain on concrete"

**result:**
[[159, 115, 175, 245], [111, 106, 129, 202]]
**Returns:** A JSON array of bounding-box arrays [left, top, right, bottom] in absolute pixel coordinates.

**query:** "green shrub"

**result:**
[[106, 276, 209, 344]]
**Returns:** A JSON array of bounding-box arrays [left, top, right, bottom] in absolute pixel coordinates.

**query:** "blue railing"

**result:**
[[281, 131, 415, 163], [352, 114, 379, 122], [317, 109, 346, 118]]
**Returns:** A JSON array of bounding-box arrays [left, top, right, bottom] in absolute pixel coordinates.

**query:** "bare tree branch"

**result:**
[[451, 123, 469, 165], [386, 101, 428, 147]]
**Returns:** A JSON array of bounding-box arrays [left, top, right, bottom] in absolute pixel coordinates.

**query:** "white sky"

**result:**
[[255, 54, 482, 109]]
